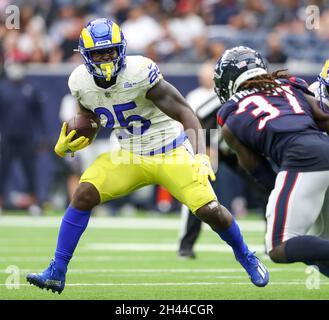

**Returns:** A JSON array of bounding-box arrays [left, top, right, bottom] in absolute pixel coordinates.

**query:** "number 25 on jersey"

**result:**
[[95, 102, 151, 135]]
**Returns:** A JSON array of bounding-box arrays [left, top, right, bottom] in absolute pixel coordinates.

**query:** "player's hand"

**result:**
[[54, 122, 89, 157], [192, 154, 216, 186]]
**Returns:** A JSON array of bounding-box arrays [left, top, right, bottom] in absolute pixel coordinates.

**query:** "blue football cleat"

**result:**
[[235, 251, 269, 287], [26, 259, 66, 294]]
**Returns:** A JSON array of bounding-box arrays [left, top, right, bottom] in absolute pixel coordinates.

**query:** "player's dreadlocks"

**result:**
[[239, 69, 291, 96]]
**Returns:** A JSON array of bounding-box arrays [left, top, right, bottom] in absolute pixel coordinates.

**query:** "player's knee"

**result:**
[[269, 243, 287, 263], [71, 182, 100, 211], [195, 201, 231, 231]]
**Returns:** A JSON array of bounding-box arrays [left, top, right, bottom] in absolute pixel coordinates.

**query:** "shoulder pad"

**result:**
[[217, 100, 237, 127], [123, 56, 163, 89], [68, 65, 90, 98], [288, 76, 314, 96]]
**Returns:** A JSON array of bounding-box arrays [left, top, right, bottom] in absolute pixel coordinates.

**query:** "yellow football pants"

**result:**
[[80, 144, 216, 213]]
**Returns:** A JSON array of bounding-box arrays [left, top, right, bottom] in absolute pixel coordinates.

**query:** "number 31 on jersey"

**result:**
[[236, 85, 304, 130]]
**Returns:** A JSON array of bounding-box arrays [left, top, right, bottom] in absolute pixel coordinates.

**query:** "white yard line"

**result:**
[[0, 243, 265, 253], [0, 256, 188, 262], [85, 243, 265, 252], [2, 281, 329, 287], [0, 216, 265, 231], [0, 267, 306, 274]]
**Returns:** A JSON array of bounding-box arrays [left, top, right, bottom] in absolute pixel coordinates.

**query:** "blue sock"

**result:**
[[215, 218, 248, 257], [54, 206, 91, 272]]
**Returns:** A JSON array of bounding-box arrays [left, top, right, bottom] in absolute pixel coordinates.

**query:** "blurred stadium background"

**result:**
[[1, 0, 329, 300], [1, 0, 329, 215]]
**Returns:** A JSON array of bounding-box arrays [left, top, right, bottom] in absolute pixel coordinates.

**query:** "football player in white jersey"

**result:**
[[26, 18, 269, 294], [309, 59, 329, 113], [307, 60, 329, 240]]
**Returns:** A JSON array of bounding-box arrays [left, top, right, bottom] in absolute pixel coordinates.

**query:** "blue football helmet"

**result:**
[[317, 59, 329, 113], [214, 46, 267, 104], [78, 18, 127, 81]]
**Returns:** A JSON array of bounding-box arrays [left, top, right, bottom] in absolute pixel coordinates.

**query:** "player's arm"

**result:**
[[222, 124, 276, 191], [303, 93, 329, 133], [146, 79, 215, 185], [146, 79, 206, 154]]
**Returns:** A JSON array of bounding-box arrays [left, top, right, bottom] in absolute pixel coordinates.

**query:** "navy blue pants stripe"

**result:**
[[272, 172, 299, 248]]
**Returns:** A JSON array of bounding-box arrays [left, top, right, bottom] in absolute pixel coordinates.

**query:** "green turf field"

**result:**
[[0, 212, 328, 300]]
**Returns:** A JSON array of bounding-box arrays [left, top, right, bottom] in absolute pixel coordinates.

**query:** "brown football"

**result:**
[[67, 113, 101, 143]]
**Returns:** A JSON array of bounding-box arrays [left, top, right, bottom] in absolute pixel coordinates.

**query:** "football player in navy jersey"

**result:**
[[214, 46, 329, 276]]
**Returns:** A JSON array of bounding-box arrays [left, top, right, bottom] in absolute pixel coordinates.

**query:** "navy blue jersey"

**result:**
[[217, 77, 329, 171]]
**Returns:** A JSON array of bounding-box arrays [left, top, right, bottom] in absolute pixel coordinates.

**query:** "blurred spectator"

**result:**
[[106, 0, 132, 24], [121, 4, 163, 55], [315, 9, 329, 41], [145, 13, 180, 62], [229, 0, 266, 30], [208, 41, 226, 63], [185, 61, 217, 107], [186, 36, 211, 63], [59, 15, 86, 62], [266, 32, 287, 63], [0, 63, 47, 215], [142, 0, 164, 21], [48, 5, 83, 47], [0, 0, 327, 63], [264, 0, 300, 30], [19, 4, 35, 32], [2, 30, 29, 62], [203, 0, 240, 25], [17, 15, 51, 63], [167, 0, 206, 51]]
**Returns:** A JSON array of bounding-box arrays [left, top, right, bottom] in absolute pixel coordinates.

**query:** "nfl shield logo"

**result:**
[[105, 92, 111, 98]]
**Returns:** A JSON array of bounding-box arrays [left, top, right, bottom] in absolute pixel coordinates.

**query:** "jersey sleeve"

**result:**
[[135, 57, 163, 92], [216, 100, 237, 127], [68, 67, 81, 100], [288, 76, 314, 96], [67, 65, 91, 109], [308, 81, 321, 100]]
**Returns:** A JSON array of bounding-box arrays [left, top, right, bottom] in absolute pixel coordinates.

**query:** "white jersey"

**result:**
[[68, 56, 183, 154], [309, 80, 329, 108], [309, 81, 321, 100]]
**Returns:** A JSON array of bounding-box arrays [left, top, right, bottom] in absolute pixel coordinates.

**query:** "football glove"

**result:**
[[54, 122, 89, 157], [192, 154, 216, 186]]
